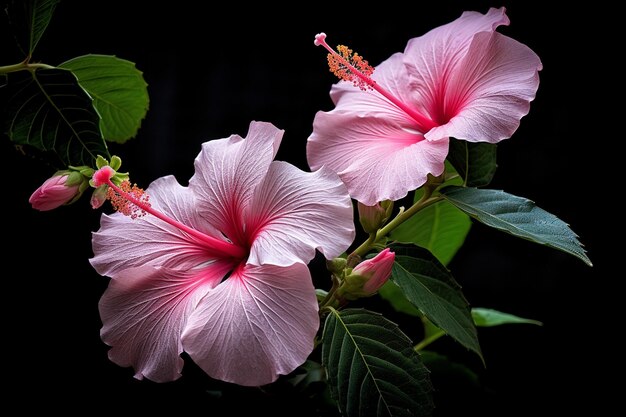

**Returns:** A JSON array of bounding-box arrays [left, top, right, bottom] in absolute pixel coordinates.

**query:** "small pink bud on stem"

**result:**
[[338, 248, 395, 300]]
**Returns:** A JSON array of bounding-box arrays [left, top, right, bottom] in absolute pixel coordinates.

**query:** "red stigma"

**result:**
[[93, 166, 115, 187]]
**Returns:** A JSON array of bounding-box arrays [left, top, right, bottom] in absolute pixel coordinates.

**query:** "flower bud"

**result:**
[[29, 173, 82, 211], [339, 249, 395, 299], [326, 257, 348, 274], [358, 200, 393, 233], [90, 186, 108, 209]]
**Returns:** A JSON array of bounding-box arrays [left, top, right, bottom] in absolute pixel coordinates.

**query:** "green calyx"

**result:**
[[91, 155, 129, 187], [337, 269, 371, 301]]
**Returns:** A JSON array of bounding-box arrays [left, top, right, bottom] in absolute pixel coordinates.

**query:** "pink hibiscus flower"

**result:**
[[90, 121, 355, 386], [307, 7, 542, 205]]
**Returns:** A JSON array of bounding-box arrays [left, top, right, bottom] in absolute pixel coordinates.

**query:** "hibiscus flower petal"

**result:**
[[99, 263, 230, 383], [329, 53, 420, 120], [308, 111, 448, 205], [181, 263, 319, 386], [91, 176, 220, 277], [425, 31, 542, 143], [403, 7, 510, 124], [246, 162, 354, 265], [189, 121, 283, 246]]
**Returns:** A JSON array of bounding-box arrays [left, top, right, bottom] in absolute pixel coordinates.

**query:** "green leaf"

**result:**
[[378, 281, 421, 317], [4, 0, 60, 56], [2, 69, 108, 166], [283, 360, 336, 410], [60, 55, 149, 143], [390, 244, 482, 360], [391, 161, 471, 265], [441, 159, 465, 188], [285, 360, 327, 393], [472, 308, 542, 327], [442, 187, 592, 266], [447, 138, 497, 187], [421, 316, 444, 340], [390, 200, 471, 266], [28, 0, 58, 55], [322, 308, 433, 417]]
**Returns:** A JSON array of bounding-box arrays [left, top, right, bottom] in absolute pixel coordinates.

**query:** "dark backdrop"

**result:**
[[3, 1, 611, 415]]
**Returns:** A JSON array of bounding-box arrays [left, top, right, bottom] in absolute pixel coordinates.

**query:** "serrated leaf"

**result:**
[[390, 244, 482, 360], [322, 308, 433, 417], [2, 69, 108, 166], [420, 316, 444, 340], [59, 55, 149, 143], [447, 138, 497, 187], [442, 187, 592, 266], [472, 308, 542, 327], [4, 0, 59, 56], [378, 281, 421, 317], [28, 0, 58, 54]]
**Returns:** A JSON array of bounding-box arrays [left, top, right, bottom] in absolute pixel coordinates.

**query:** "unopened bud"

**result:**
[[29, 173, 82, 211], [338, 249, 395, 300], [90, 186, 108, 209], [358, 200, 393, 233]]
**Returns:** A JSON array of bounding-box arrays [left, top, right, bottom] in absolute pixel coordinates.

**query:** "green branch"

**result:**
[[350, 192, 443, 258], [0, 60, 55, 74]]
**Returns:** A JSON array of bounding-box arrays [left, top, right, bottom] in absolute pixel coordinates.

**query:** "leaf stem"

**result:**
[[0, 60, 55, 74], [413, 329, 446, 352]]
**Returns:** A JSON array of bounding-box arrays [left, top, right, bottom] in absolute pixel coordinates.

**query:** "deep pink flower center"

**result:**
[[102, 176, 247, 261], [431, 75, 465, 126]]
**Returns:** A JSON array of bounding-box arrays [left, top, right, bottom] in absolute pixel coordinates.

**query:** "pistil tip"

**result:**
[[93, 166, 116, 187], [314, 33, 327, 46]]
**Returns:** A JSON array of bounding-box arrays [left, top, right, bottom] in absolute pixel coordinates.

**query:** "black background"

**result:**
[[2, 1, 612, 415]]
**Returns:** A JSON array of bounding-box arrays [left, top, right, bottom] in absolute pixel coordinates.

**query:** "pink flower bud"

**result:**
[[340, 249, 395, 299], [29, 174, 81, 211], [90, 186, 108, 209], [355, 249, 395, 294]]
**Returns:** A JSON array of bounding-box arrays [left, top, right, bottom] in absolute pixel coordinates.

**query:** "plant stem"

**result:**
[[350, 192, 443, 258], [414, 329, 446, 352], [0, 60, 55, 74], [319, 274, 342, 312]]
